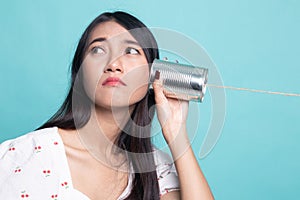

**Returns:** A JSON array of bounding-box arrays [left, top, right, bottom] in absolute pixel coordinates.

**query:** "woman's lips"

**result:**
[[102, 77, 126, 86]]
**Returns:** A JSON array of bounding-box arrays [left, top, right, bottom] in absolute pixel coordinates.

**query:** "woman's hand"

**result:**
[[152, 71, 189, 144]]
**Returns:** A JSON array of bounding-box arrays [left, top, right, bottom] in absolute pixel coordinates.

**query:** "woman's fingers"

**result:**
[[152, 71, 167, 104]]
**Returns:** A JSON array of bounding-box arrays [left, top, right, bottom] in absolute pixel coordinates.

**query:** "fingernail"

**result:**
[[155, 70, 160, 80]]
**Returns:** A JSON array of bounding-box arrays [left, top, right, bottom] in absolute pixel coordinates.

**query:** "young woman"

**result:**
[[0, 11, 214, 200]]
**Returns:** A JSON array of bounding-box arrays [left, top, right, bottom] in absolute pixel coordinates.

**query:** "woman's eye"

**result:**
[[91, 46, 105, 54], [125, 47, 140, 55]]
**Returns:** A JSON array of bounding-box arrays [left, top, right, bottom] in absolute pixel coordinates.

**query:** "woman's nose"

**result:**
[[104, 58, 124, 73]]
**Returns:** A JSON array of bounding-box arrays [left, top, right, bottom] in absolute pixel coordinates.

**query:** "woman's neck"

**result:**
[[92, 105, 133, 141], [74, 105, 134, 167]]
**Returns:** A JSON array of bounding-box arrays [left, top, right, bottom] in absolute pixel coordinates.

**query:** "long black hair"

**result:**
[[37, 11, 160, 199]]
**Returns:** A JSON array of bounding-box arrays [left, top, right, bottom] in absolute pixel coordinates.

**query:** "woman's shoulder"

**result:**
[[0, 127, 60, 153], [0, 127, 62, 171], [1, 126, 58, 142], [0, 127, 72, 198]]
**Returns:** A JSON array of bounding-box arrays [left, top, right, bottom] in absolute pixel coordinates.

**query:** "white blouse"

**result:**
[[0, 127, 179, 199]]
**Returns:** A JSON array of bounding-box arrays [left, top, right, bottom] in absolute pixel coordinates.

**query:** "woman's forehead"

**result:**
[[89, 21, 137, 44]]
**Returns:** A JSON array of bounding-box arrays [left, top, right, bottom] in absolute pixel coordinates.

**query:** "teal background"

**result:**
[[1, 0, 300, 199]]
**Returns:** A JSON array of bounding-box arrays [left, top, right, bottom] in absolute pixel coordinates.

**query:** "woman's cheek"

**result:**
[[127, 70, 150, 104], [81, 59, 104, 101], [129, 82, 148, 101]]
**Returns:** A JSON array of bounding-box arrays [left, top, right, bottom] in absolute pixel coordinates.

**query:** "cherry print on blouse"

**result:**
[[20, 191, 29, 198], [159, 188, 171, 197], [158, 170, 171, 180], [51, 194, 58, 200], [14, 166, 22, 174], [34, 146, 42, 153], [53, 141, 58, 145], [159, 189, 169, 196], [162, 187, 179, 195], [43, 170, 51, 177], [8, 147, 16, 151], [61, 181, 69, 189]]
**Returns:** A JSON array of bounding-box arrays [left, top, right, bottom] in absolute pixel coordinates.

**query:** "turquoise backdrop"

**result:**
[[1, 0, 300, 199]]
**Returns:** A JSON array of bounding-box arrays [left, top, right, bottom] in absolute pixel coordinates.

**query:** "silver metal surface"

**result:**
[[150, 59, 208, 102]]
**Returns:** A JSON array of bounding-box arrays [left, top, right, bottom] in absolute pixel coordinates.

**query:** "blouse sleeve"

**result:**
[[153, 149, 180, 196]]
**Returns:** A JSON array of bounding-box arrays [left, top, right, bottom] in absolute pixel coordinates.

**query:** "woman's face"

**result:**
[[81, 21, 150, 109]]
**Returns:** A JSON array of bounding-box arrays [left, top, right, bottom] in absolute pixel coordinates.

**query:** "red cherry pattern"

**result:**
[[20, 194, 29, 198], [14, 167, 22, 173], [20, 191, 29, 198], [61, 181, 69, 189], [53, 141, 58, 145], [160, 188, 170, 197], [34, 146, 42, 153], [9, 147, 16, 151], [51, 194, 58, 199], [43, 169, 51, 177]]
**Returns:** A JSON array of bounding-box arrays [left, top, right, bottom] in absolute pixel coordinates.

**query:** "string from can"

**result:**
[[206, 84, 300, 97]]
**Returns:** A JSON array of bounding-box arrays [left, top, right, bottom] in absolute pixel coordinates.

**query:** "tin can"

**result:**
[[150, 59, 208, 102]]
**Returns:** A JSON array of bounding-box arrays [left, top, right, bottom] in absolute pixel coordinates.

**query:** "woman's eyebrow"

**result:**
[[123, 39, 140, 46], [89, 37, 140, 47], [89, 37, 106, 46]]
